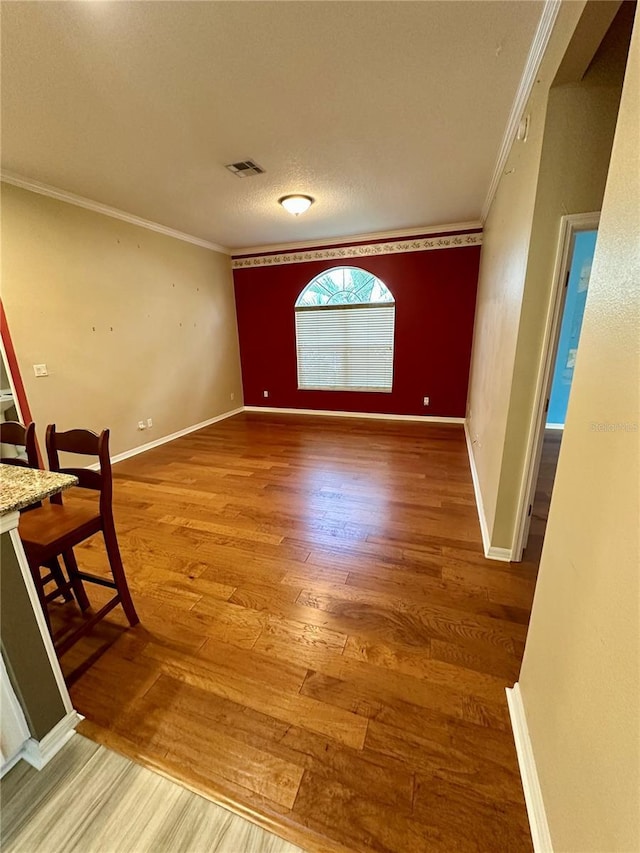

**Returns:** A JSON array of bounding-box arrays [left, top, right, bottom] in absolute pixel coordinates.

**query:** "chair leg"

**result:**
[[102, 524, 139, 626], [62, 550, 91, 611], [44, 558, 74, 602], [27, 562, 52, 633]]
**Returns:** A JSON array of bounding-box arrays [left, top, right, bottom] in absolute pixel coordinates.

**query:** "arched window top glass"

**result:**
[[295, 266, 394, 307]]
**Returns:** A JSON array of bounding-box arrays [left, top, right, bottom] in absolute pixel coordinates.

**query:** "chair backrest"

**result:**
[[46, 425, 113, 516], [0, 421, 39, 468]]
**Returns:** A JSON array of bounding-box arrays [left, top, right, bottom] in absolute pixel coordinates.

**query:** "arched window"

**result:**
[[295, 266, 395, 392]]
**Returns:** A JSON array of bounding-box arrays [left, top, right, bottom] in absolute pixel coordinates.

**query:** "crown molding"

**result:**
[[0, 172, 484, 260], [232, 230, 482, 269], [232, 220, 483, 258], [481, 0, 562, 222], [0, 172, 230, 255]]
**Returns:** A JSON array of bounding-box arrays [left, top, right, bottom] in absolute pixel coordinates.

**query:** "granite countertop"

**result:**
[[0, 464, 79, 515]]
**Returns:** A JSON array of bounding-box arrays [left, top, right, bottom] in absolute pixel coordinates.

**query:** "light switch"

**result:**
[[33, 364, 48, 377]]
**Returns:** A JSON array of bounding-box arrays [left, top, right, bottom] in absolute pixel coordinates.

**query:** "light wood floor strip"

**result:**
[[42, 413, 543, 853], [1, 734, 304, 853]]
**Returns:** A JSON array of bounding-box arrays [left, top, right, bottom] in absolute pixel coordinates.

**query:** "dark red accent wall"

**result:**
[[233, 244, 481, 417]]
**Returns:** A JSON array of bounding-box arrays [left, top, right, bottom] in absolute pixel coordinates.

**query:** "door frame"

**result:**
[[512, 211, 600, 561]]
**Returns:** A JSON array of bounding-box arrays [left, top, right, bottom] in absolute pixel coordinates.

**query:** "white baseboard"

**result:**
[[87, 407, 245, 470], [464, 423, 513, 562], [1, 749, 27, 778], [243, 406, 465, 424], [79, 408, 512, 562], [85, 406, 461, 473], [111, 407, 245, 464], [506, 684, 553, 853], [22, 710, 83, 771], [486, 546, 513, 562]]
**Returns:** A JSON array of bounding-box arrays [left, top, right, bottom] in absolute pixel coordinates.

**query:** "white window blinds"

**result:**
[[295, 304, 395, 392]]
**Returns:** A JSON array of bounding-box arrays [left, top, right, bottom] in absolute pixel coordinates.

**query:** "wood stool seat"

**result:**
[[20, 500, 101, 556], [19, 425, 139, 657]]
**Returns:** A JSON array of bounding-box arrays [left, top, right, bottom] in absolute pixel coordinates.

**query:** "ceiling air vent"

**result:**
[[225, 159, 265, 178]]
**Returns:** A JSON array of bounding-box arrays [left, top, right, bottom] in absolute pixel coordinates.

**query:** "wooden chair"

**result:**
[[0, 420, 38, 468], [1, 420, 73, 609], [19, 425, 139, 655]]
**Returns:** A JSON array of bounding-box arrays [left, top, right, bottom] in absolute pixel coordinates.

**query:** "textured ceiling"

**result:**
[[1, 1, 543, 250]]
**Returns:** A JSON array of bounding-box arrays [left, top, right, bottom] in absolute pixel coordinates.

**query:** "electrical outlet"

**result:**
[[137, 421, 146, 430], [263, 390, 269, 398], [146, 418, 153, 428], [33, 364, 48, 377], [423, 396, 430, 406], [230, 392, 235, 401]]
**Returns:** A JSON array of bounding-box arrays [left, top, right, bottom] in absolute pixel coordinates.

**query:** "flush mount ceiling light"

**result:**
[[279, 194, 314, 216]]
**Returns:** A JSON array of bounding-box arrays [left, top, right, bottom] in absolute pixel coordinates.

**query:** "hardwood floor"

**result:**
[[48, 413, 539, 853], [523, 429, 562, 565]]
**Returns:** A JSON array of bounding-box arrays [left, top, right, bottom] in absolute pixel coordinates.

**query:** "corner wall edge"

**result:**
[[21, 710, 83, 771], [464, 422, 513, 561]]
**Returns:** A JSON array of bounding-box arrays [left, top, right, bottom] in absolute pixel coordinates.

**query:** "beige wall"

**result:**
[[492, 4, 630, 547], [466, 1, 586, 539], [0, 184, 243, 458], [466, 0, 630, 551], [519, 11, 640, 850]]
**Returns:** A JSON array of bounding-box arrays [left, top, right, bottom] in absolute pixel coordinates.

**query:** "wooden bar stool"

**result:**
[[0, 420, 74, 612], [0, 420, 39, 468], [18, 425, 139, 656]]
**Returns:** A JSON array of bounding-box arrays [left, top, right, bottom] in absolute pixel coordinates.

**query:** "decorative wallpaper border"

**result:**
[[232, 231, 482, 269]]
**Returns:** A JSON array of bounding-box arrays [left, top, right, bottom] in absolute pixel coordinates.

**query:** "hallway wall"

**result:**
[[519, 12, 639, 847]]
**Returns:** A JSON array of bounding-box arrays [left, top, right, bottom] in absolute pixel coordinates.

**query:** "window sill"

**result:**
[[298, 387, 393, 393]]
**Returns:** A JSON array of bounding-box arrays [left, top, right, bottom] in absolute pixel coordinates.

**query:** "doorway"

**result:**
[[517, 214, 599, 562], [546, 229, 598, 430]]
